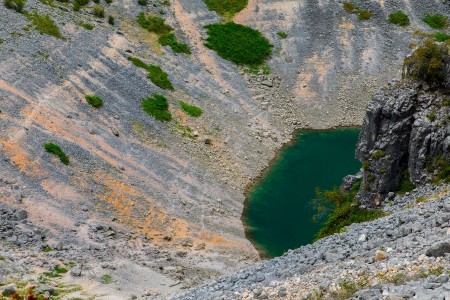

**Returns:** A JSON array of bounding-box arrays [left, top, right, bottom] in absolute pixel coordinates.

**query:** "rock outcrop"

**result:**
[[355, 80, 450, 206]]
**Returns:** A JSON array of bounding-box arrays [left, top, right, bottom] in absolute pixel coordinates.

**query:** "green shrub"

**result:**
[[73, 0, 89, 10], [427, 112, 436, 121], [358, 9, 372, 20], [80, 23, 94, 30], [428, 155, 450, 184], [435, 32, 450, 42], [3, 0, 26, 13], [93, 5, 105, 18], [136, 12, 172, 35], [127, 57, 174, 90], [44, 143, 69, 165], [423, 13, 448, 29], [54, 265, 68, 274], [276, 31, 287, 38], [108, 15, 115, 25], [343, 2, 357, 13], [395, 169, 415, 194], [204, 22, 272, 65], [142, 94, 172, 122], [404, 40, 449, 86], [371, 150, 386, 159], [85, 95, 103, 108], [101, 274, 112, 284], [158, 33, 191, 54], [203, 0, 248, 18], [312, 181, 384, 240], [26, 12, 62, 38], [138, 0, 147, 5], [180, 101, 203, 117], [389, 11, 410, 26]]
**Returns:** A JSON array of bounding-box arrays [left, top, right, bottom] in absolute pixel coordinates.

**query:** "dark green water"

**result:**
[[244, 129, 361, 258]]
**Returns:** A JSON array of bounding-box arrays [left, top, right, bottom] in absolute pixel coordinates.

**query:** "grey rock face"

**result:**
[[426, 242, 450, 257], [355, 81, 450, 206]]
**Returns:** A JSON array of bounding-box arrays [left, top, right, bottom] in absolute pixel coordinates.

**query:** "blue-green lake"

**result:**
[[244, 129, 361, 258]]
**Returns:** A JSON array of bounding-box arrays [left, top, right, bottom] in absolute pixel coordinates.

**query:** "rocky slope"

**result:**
[[1, 0, 450, 298]]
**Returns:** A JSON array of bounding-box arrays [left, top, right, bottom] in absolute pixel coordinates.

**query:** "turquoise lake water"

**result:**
[[244, 129, 361, 258]]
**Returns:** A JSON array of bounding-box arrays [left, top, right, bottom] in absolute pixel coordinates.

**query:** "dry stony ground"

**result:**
[[0, 0, 449, 298]]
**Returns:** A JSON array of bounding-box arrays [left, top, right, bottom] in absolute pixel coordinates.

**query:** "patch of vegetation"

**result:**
[[25, 12, 62, 38], [44, 143, 69, 165], [85, 95, 103, 108], [136, 12, 172, 35], [142, 94, 172, 122], [3, 0, 26, 13], [73, 0, 89, 11], [427, 155, 450, 184], [80, 22, 94, 30], [138, 0, 147, 5], [180, 101, 203, 117], [93, 5, 104, 18], [170, 121, 196, 138], [158, 33, 191, 54], [0, 38, 4, 44], [244, 63, 270, 75], [343, 2, 356, 13], [435, 32, 450, 42], [358, 10, 372, 20], [203, 0, 248, 18], [404, 40, 449, 86], [312, 180, 385, 240], [423, 13, 448, 29], [395, 169, 415, 194], [277, 31, 287, 38], [101, 274, 112, 284], [204, 22, 272, 65], [388, 10, 410, 27], [128, 57, 174, 90], [54, 265, 68, 274], [427, 111, 436, 121], [371, 150, 386, 159], [108, 15, 115, 25]]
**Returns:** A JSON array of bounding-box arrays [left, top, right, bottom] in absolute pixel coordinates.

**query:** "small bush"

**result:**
[[371, 150, 386, 159], [434, 32, 450, 42], [108, 15, 115, 25], [395, 169, 415, 194], [3, 0, 26, 13], [404, 40, 449, 86], [136, 12, 172, 35], [73, 0, 89, 10], [204, 0, 248, 18], [358, 9, 372, 20], [93, 5, 105, 18], [54, 265, 68, 274], [389, 11, 410, 26], [204, 22, 272, 65], [26, 12, 62, 38], [423, 13, 448, 29], [80, 23, 94, 30], [343, 2, 357, 13], [276, 31, 287, 38], [128, 57, 174, 90], [180, 101, 203, 117], [427, 112, 436, 121], [85, 95, 103, 108], [44, 143, 69, 165], [158, 33, 191, 54], [138, 0, 147, 4], [101, 274, 112, 284], [142, 94, 172, 122]]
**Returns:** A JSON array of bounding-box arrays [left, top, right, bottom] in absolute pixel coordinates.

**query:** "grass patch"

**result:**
[[93, 5, 104, 18], [395, 169, 415, 194], [142, 94, 172, 122], [204, 22, 272, 65], [73, 0, 89, 10], [203, 0, 248, 18], [276, 31, 287, 38], [44, 143, 69, 165], [101, 274, 112, 284], [389, 10, 410, 26], [85, 95, 103, 108], [358, 9, 372, 20], [25, 12, 62, 38], [80, 22, 94, 30], [404, 40, 449, 86], [427, 155, 450, 184], [128, 57, 174, 90], [136, 12, 172, 35], [180, 101, 203, 117], [42, 246, 52, 252], [423, 14, 448, 29], [435, 32, 450, 42], [3, 0, 26, 12], [108, 15, 115, 25], [371, 150, 386, 159], [158, 33, 191, 54], [343, 2, 356, 13], [244, 63, 270, 75], [312, 180, 385, 240]]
